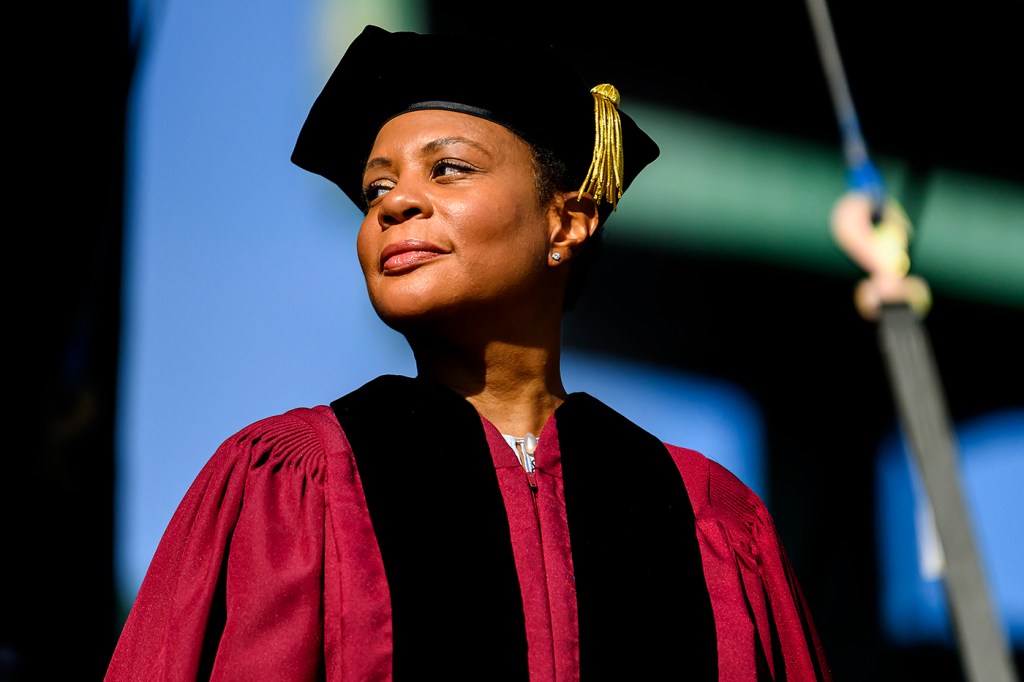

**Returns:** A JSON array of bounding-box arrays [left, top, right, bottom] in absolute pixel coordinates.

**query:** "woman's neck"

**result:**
[[410, 336, 567, 438]]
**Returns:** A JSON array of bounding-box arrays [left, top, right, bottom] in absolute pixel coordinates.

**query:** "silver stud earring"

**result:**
[[551, 252, 562, 262]]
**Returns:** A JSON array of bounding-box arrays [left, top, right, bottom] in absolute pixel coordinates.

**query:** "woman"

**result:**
[[106, 24, 832, 681]]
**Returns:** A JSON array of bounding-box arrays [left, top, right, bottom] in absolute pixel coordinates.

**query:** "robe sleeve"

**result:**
[[105, 408, 331, 682], [667, 444, 833, 682]]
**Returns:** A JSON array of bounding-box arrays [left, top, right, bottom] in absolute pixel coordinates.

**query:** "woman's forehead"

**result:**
[[376, 110, 520, 142], [370, 110, 530, 158]]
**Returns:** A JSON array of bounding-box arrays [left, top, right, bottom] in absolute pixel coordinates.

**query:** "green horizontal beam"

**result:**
[[612, 104, 1024, 309]]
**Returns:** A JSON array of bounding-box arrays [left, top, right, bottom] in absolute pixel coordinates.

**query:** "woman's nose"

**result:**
[[377, 179, 431, 228]]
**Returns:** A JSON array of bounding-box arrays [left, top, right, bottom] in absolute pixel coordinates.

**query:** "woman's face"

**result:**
[[356, 109, 558, 331]]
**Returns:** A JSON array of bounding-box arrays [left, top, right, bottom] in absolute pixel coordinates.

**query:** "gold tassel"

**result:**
[[577, 83, 625, 211]]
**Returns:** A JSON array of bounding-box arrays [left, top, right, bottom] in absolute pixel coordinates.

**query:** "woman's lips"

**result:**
[[380, 239, 446, 273]]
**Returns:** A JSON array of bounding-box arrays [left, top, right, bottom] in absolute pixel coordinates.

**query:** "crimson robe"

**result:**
[[106, 376, 831, 681]]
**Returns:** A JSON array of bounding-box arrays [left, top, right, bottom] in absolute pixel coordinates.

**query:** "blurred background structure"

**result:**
[[6, 0, 1022, 679]]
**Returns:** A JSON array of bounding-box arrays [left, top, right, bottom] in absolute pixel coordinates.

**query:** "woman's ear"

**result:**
[[548, 191, 599, 262]]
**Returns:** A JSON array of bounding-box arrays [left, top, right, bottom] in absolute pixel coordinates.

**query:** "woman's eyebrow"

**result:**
[[422, 136, 490, 157], [364, 136, 492, 175], [363, 156, 392, 174]]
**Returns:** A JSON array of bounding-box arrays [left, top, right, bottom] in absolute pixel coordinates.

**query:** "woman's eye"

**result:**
[[433, 159, 474, 179], [362, 180, 394, 204]]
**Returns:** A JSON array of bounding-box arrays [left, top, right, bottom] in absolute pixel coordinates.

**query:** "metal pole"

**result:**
[[877, 303, 1017, 682]]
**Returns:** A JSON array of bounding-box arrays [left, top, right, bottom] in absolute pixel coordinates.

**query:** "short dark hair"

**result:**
[[529, 142, 604, 312]]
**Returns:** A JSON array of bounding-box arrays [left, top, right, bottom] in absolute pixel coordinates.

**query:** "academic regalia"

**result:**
[[105, 375, 831, 681]]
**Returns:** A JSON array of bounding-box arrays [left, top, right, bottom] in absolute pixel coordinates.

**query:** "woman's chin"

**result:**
[[371, 301, 454, 335], [372, 297, 505, 340]]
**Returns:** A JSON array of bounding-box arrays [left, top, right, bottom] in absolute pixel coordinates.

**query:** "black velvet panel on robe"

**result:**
[[556, 393, 717, 679], [332, 375, 528, 680], [332, 375, 717, 679]]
